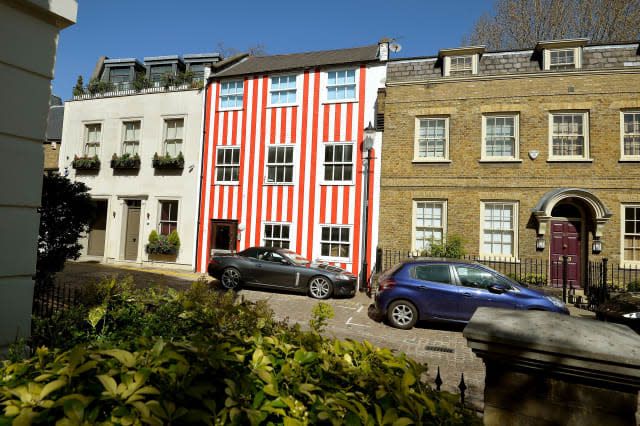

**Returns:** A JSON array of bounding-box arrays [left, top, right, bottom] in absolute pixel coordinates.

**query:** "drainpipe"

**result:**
[[193, 73, 214, 272]]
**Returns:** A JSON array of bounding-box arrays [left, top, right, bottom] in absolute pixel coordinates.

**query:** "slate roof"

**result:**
[[46, 105, 64, 141], [214, 44, 380, 78]]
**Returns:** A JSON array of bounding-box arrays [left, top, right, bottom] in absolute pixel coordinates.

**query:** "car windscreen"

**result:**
[[280, 251, 310, 265]]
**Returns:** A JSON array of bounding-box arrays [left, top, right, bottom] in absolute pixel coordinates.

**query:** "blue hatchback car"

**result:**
[[374, 259, 569, 329]]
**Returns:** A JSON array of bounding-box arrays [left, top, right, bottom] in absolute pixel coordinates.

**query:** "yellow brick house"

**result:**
[[379, 39, 640, 288]]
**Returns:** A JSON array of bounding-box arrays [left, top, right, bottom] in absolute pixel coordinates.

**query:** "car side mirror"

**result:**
[[488, 284, 506, 294]]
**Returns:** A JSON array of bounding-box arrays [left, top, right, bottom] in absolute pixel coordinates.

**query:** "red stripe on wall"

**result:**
[[306, 70, 321, 259], [287, 186, 294, 223], [296, 72, 310, 254], [227, 110, 239, 219], [334, 103, 341, 142], [235, 80, 248, 224], [352, 65, 366, 276], [346, 103, 353, 141], [245, 78, 259, 250], [266, 186, 273, 222], [280, 107, 287, 143], [270, 108, 277, 143], [322, 104, 330, 142], [204, 85, 222, 270], [331, 186, 338, 224], [291, 106, 298, 143], [319, 186, 327, 223], [254, 76, 268, 247], [196, 83, 214, 272], [367, 148, 375, 273]]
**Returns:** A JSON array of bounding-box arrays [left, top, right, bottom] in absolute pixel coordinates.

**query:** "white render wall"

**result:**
[[0, 0, 77, 352], [59, 89, 204, 269]]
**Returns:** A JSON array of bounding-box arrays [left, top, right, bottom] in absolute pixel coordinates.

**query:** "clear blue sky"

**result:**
[[52, 0, 493, 101]]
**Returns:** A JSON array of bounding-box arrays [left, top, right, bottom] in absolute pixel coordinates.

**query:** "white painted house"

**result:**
[[59, 54, 219, 269]]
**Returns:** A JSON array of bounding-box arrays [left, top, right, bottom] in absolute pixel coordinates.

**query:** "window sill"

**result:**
[[619, 158, 640, 163], [263, 182, 295, 186], [477, 256, 520, 263], [546, 158, 594, 163], [620, 262, 640, 269], [478, 159, 523, 163], [214, 182, 240, 186], [412, 159, 451, 164], [218, 106, 243, 112], [320, 182, 355, 187], [321, 99, 358, 105], [266, 102, 300, 109], [317, 257, 352, 264]]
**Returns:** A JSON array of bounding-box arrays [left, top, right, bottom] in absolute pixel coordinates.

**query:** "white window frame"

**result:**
[[321, 142, 355, 185], [443, 54, 479, 77], [621, 111, 640, 161], [621, 204, 640, 266], [215, 146, 241, 185], [263, 222, 292, 249], [264, 144, 296, 185], [322, 67, 358, 103], [219, 80, 244, 111], [83, 122, 102, 157], [121, 120, 141, 155], [548, 111, 591, 161], [412, 200, 447, 254], [163, 117, 184, 158], [157, 199, 179, 236], [479, 201, 518, 260], [318, 224, 352, 262], [413, 116, 450, 162], [268, 74, 299, 107], [481, 114, 520, 161], [544, 48, 582, 71]]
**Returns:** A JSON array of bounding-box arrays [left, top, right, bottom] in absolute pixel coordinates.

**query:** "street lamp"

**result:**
[[360, 122, 376, 294]]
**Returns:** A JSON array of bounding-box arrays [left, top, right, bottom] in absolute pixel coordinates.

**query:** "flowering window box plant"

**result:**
[[110, 152, 141, 169], [152, 152, 184, 169], [146, 230, 180, 256], [72, 155, 100, 170]]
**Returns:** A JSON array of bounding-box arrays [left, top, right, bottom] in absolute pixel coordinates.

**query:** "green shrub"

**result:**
[[309, 302, 334, 333], [133, 72, 152, 92], [168, 230, 181, 249], [628, 280, 640, 292], [72, 75, 84, 96], [86, 78, 115, 95], [148, 230, 159, 244], [506, 273, 547, 287], [421, 235, 467, 259]]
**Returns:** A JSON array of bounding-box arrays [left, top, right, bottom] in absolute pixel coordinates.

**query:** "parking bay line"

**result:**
[[345, 316, 371, 328]]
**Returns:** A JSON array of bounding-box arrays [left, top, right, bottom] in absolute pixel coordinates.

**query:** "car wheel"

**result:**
[[387, 300, 418, 330], [309, 276, 332, 299], [221, 267, 241, 290]]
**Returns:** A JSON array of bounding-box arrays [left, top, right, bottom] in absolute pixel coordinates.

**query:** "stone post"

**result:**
[[464, 308, 640, 426]]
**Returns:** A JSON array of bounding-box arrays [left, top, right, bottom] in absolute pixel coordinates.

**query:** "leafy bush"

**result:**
[[110, 153, 141, 169], [308, 303, 334, 333], [628, 280, 640, 292], [133, 72, 152, 92], [72, 76, 84, 96], [148, 230, 159, 245], [421, 235, 466, 259], [168, 230, 181, 249], [506, 273, 547, 287], [152, 152, 185, 169], [71, 155, 100, 170], [1, 276, 479, 425], [86, 78, 115, 95]]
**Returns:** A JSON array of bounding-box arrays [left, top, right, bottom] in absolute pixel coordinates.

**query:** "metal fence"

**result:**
[[32, 281, 82, 318], [72, 83, 198, 101]]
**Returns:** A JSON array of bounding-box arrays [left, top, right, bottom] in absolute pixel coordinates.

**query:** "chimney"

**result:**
[[378, 38, 391, 62]]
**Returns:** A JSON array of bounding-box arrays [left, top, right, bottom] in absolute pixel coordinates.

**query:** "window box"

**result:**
[[152, 152, 184, 169], [72, 155, 100, 170], [146, 229, 180, 256], [110, 152, 141, 169]]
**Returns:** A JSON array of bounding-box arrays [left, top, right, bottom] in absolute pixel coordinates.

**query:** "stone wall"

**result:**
[[379, 68, 640, 265]]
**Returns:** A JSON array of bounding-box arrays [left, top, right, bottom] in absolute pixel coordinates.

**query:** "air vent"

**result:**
[[375, 113, 384, 132], [425, 345, 454, 353]]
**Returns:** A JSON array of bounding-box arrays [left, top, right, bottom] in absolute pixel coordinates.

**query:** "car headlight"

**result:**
[[545, 296, 565, 309], [623, 312, 640, 319], [335, 273, 354, 281]]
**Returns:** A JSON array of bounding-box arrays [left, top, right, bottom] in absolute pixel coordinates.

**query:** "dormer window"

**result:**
[[549, 49, 575, 70], [450, 55, 473, 75], [536, 39, 588, 71], [439, 46, 485, 77]]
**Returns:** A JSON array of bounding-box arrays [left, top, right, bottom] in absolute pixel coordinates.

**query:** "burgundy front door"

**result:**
[[550, 220, 581, 288]]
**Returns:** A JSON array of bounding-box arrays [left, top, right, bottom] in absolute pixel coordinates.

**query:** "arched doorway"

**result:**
[[532, 188, 613, 288]]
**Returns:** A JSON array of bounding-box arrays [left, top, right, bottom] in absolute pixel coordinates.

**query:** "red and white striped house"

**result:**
[[195, 41, 388, 288]]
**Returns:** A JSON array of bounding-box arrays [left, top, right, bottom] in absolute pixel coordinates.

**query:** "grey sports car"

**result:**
[[207, 247, 357, 299]]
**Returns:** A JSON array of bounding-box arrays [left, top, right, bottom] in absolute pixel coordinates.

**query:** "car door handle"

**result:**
[[462, 292, 473, 297], [418, 285, 429, 290]]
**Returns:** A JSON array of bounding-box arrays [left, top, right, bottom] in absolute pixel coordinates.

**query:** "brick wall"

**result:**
[[43, 141, 60, 171], [379, 67, 640, 266]]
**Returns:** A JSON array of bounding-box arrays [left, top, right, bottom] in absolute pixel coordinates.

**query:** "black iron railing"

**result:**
[[32, 281, 82, 318]]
